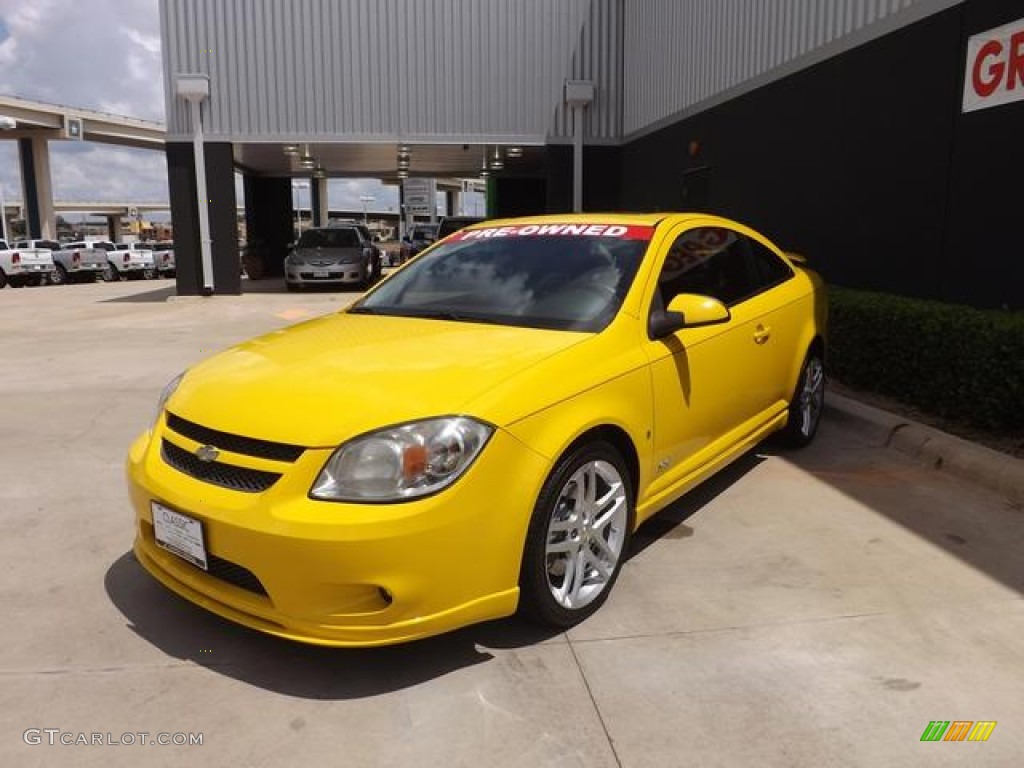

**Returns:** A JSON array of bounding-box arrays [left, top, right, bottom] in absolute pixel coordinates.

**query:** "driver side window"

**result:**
[[656, 226, 750, 308]]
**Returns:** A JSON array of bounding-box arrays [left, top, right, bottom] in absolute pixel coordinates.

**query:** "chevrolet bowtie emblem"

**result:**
[[195, 445, 220, 463]]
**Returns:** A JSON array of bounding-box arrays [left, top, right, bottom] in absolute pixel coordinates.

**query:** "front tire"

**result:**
[[778, 348, 825, 448], [51, 263, 69, 285], [102, 263, 119, 282], [519, 441, 634, 628]]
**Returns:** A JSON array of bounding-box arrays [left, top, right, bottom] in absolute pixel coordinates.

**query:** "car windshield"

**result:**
[[437, 218, 483, 238], [353, 226, 651, 332], [410, 226, 437, 242], [298, 229, 359, 248]]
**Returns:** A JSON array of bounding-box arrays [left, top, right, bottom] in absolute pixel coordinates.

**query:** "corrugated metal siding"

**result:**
[[162, 0, 622, 142], [622, 0, 963, 137]]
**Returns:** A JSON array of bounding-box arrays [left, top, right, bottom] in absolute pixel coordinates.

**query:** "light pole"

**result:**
[[0, 181, 8, 243], [359, 195, 375, 224], [174, 74, 214, 294], [292, 180, 309, 237]]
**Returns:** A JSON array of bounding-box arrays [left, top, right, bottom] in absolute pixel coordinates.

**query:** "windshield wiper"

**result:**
[[346, 306, 377, 315], [403, 309, 506, 325]]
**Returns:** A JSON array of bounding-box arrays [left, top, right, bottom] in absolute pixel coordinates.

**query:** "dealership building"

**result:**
[[161, 0, 1021, 308]]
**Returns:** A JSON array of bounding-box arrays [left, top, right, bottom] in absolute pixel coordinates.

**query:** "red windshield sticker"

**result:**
[[453, 224, 654, 241]]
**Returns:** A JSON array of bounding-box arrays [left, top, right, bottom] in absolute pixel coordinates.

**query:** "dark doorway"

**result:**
[[681, 166, 712, 211]]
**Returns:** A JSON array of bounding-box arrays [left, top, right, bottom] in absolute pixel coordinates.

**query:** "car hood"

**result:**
[[167, 313, 589, 446]]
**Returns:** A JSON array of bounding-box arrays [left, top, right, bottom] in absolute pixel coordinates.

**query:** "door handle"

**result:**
[[753, 325, 771, 344]]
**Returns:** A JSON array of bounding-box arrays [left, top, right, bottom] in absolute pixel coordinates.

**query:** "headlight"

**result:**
[[311, 417, 493, 502], [154, 371, 184, 426]]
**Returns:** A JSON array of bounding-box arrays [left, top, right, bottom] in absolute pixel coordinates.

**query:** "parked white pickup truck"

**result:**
[[92, 240, 156, 281], [0, 239, 55, 289], [50, 239, 114, 284]]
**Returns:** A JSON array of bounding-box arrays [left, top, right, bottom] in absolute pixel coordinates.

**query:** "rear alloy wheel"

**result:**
[[779, 349, 825, 448], [519, 441, 634, 627], [50, 263, 69, 285]]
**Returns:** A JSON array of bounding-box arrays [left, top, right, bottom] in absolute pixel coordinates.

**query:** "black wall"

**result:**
[[166, 141, 240, 295], [618, 0, 1023, 310]]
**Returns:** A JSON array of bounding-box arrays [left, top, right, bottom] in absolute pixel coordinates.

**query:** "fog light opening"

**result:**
[[378, 587, 394, 606]]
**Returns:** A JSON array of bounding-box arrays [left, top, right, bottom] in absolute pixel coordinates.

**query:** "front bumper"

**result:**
[[126, 417, 550, 646], [286, 262, 366, 286]]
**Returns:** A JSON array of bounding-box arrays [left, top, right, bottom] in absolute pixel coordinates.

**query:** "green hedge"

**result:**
[[827, 287, 1024, 433]]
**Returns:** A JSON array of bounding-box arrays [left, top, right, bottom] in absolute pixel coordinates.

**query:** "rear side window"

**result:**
[[748, 238, 793, 289]]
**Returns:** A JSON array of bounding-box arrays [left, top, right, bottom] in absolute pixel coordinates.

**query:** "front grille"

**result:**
[[207, 554, 268, 596], [166, 412, 304, 462], [161, 439, 281, 493]]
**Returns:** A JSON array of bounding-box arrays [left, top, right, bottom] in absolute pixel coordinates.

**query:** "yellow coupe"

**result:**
[[127, 213, 827, 646]]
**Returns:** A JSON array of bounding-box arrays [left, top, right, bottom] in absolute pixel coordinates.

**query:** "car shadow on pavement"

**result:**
[[104, 552, 563, 699], [628, 449, 766, 561]]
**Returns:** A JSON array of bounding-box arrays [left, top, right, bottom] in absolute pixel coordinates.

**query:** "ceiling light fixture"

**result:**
[[282, 144, 300, 155], [397, 169, 409, 179], [490, 146, 504, 170], [506, 146, 523, 158]]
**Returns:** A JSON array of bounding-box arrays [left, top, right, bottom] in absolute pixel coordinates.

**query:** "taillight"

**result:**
[[11, 253, 19, 265], [73, 251, 81, 263], [123, 254, 130, 263]]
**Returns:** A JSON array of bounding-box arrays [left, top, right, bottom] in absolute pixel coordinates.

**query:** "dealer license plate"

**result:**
[[151, 501, 207, 570], [312, 269, 329, 278]]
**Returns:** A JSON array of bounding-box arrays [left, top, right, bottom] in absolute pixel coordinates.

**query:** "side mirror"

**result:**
[[649, 293, 730, 338]]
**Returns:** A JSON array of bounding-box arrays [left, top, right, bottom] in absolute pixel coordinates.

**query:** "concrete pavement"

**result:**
[[1, 278, 1022, 767]]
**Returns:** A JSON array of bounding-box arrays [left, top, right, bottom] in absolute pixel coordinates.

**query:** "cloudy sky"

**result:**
[[0, 0, 412, 218]]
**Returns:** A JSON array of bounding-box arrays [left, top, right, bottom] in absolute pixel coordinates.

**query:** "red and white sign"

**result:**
[[963, 17, 1024, 113], [452, 223, 654, 241]]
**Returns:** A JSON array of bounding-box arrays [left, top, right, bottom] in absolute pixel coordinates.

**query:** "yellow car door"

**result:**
[[640, 222, 771, 505]]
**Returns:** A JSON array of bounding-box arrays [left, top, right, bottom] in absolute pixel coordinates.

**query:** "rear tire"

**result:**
[[518, 440, 634, 628], [778, 348, 825, 448], [0, 269, 7, 289]]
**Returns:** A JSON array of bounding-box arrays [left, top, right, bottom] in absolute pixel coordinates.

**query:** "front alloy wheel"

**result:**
[[520, 441, 633, 627]]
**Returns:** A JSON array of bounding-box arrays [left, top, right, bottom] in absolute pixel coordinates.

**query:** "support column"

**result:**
[[243, 175, 293, 278], [311, 176, 328, 227], [17, 137, 56, 239], [105, 214, 123, 242], [166, 141, 240, 295]]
